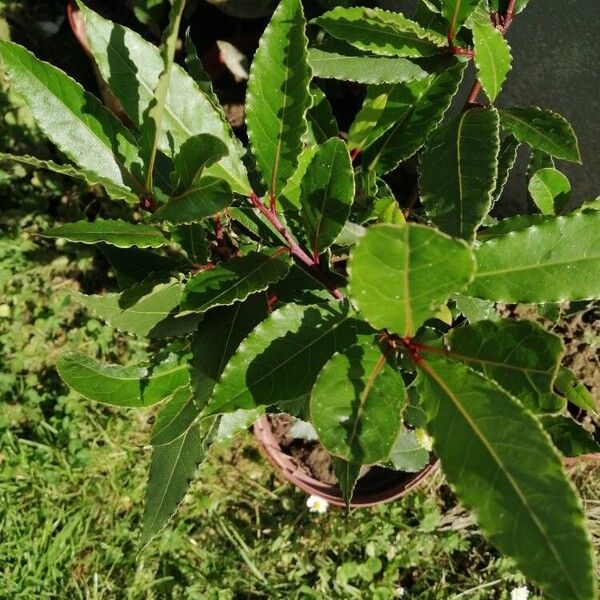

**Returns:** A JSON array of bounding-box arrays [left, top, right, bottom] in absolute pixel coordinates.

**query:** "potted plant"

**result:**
[[0, 0, 598, 597]]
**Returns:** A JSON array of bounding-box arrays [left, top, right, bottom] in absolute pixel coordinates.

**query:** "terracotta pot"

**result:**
[[254, 416, 438, 508]]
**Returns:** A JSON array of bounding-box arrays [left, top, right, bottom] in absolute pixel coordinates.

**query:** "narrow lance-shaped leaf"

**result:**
[[140, 0, 186, 192], [304, 86, 338, 145], [300, 138, 354, 256], [332, 458, 362, 508], [0, 40, 143, 196], [42, 219, 168, 248], [417, 357, 596, 600], [419, 107, 500, 241], [58, 351, 189, 408], [348, 223, 475, 337], [245, 0, 311, 200], [467, 212, 600, 303], [311, 342, 405, 464], [440, 0, 480, 39], [172, 224, 209, 265], [491, 135, 520, 206], [151, 385, 199, 446], [184, 30, 222, 113], [313, 7, 446, 59], [528, 168, 571, 215], [499, 106, 581, 163]]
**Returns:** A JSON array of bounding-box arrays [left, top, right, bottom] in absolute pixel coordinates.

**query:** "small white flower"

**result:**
[[306, 494, 329, 514], [510, 586, 529, 600], [395, 585, 406, 597]]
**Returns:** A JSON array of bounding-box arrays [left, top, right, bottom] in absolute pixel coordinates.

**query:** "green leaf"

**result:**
[[151, 385, 200, 446], [388, 429, 429, 472], [304, 85, 339, 145], [206, 301, 369, 417], [0, 40, 142, 196], [0, 152, 138, 202], [471, 8, 512, 102], [499, 107, 581, 163], [181, 249, 291, 312], [491, 135, 520, 206], [348, 223, 475, 337], [78, 2, 249, 194], [300, 138, 354, 255], [439, 320, 565, 413], [245, 0, 311, 199], [172, 224, 209, 264], [440, 0, 480, 38], [311, 342, 405, 464], [139, 0, 186, 192], [417, 357, 596, 600], [184, 30, 222, 113], [280, 146, 318, 211], [419, 107, 500, 241], [72, 277, 201, 338], [149, 176, 233, 225], [453, 293, 499, 323], [42, 219, 167, 248], [363, 59, 465, 173], [332, 458, 362, 508], [528, 168, 571, 215], [347, 86, 390, 152], [308, 48, 428, 84], [554, 367, 598, 416], [467, 212, 600, 303], [541, 415, 600, 458], [142, 417, 216, 543], [313, 7, 445, 59], [57, 351, 189, 407]]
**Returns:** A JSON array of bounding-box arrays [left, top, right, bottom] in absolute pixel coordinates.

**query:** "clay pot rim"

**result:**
[[253, 415, 438, 508]]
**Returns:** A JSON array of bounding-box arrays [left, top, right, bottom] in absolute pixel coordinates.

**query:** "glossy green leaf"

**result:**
[[57, 351, 189, 407], [348, 223, 475, 337], [313, 7, 445, 59], [139, 0, 186, 192], [300, 138, 354, 255], [555, 367, 598, 416], [491, 135, 520, 206], [471, 8, 512, 102], [363, 59, 465, 173], [181, 250, 291, 312], [151, 385, 199, 446], [499, 106, 581, 163], [184, 30, 222, 113], [308, 48, 428, 84], [419, 107, 500, 241], [0, 152, 137, 202], [453, 294, 499, 323], [72, 277, 201, 338], [172, 224, 209, 265], [150, 176, 233, 225], [347, 87, 390, 152], [332, 458, 362, 508], [311, 343, 405, 464], [541, 415, 600, 458], [0, 40, 142, 196], [439, 320, 565, 413], [78, 2, 249, 194], [388, 430, 429, 472], [207, 301, 369, 417], [304, 86, 338, 145], [42, 219, 167, 248], [440, 0, 480, 38], [280, 146, 318, 211], [528, 168, 571, 215], [467, 212, 600, 302], [417, 357, 596, 600], [245, 0, 311, 199]]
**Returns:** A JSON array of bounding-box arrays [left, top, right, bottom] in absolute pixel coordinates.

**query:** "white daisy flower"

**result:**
[[306, 494, 329, 514], [510, 586, 529, 600], [395, 585, 406, 597]]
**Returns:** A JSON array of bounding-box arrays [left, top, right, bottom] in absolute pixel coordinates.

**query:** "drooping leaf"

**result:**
[[181, 250, 291, 313], [184, 30, 222, 112], [300, 138, 354, 255], [172, 224, 210, 265], [348, 223, 475, 337], [311, 342, 405, 464], [437, 320, 565, 413], [42, 219, 167, 248], [206, 301, 370, 418], [332, 458, 362, 508], [388, 429, 430, 472], [72, 277, 201, 338], [308, 48, 428, 84], [245, 0, 311, 199], [0, 152, 137, 202], [417, 357, 596, 600], [528, 168, 571, 215], [470, 7, 512, 102], [304, 86, 338, 145], [0, 40, 143, 196], [363, 58, 465, 173], [57, 351, 189, 407], [440, 0, 480, 38], [491, 135, 520, 206], [554, 367, 598, 416], [151, 385, 200, 446], [499, 106, 581, 163], [78, 2, 250, 194], [541, 415, 600, 458], [139, 0, 186, 192], [150, 176, 233, 225], [467, 212, 600, 303], [419, 107, 500, 241], [313, 7, 445, 59]]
